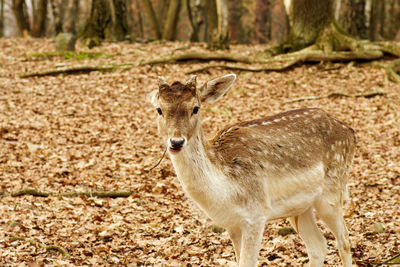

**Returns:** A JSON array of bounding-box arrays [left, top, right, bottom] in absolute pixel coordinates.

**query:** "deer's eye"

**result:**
[[156, 108, 163, 115], [192, 106, 200, 115]]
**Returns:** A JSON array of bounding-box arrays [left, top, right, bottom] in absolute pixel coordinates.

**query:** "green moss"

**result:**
[[24, 51, 112, 60]]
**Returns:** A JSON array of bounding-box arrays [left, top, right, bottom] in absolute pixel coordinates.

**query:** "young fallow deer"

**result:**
[[148, 74, 355, 267]]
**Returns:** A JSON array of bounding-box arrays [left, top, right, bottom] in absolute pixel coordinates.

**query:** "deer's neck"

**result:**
[[170, 128, 214, 184], [169, 128, 223, 208]]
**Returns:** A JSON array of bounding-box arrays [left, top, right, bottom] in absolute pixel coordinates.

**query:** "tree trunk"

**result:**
[[32, 0, 48, 37], [336, 0, 367, 39], [381, 0, 400, 41], [270, 0, 289, 43], [79, 0, 128, 47], [0, 0, 4, 37], [284, 0, 334, 52], [162, 0, 181, 40], [50, 0, 67, 34], [203, 0, 217, 42], [62, 0, 79, 33], [255, 0, 271, 43], [143, 0, 161, 39], [256, 0, 289, 44], [208, 0, 229, 49], [187, 0, 203, 41], [12, 0, 30, 36], [369, 0, 384, 41]]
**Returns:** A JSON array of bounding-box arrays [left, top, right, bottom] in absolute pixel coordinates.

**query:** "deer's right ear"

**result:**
[[147, 90, 159, 107], [198, 74, 236, 104]]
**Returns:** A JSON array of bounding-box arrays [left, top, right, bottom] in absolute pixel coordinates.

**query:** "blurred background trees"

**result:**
[[1, 0, 399, 46]]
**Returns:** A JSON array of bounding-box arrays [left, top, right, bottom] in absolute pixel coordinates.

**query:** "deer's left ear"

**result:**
[[147, 89, 159, 107], [198, 74, 236, 104]]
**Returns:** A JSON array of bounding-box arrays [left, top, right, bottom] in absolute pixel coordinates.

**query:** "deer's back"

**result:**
[[209, 108, 355, 182]]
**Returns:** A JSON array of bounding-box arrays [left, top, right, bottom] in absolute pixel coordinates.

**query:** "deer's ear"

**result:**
[[198, 74, 236, 104], [147, 89, 159, 107]]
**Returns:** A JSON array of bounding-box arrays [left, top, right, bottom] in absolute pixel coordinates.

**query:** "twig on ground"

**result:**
[[9, 236, 70, 257], [6, 188, 133, 198], [282, 91, 386, 104], [357, 252, 400, 266], [20, 64, 133, 78]]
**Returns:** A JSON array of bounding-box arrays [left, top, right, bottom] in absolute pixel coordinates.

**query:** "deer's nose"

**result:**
[[169, 138, 186, 151]]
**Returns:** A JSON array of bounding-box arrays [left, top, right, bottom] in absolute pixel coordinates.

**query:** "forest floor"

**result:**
[[0, 38, 399, 266]]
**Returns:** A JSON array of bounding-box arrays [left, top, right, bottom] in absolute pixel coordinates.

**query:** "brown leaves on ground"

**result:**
[[0, 38, 399, 266]]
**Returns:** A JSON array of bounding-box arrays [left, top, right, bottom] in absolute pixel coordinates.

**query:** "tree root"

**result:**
[[187, 60, 298, 74], [5, 188, 133, 198], [282, 90, 386, 104], [140, 22, 400, 83], [20, 64, 133, 78], [386, 59, 400, 83], [9, 236, 70, 257]]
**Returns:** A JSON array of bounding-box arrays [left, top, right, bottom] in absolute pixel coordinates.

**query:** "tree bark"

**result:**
[[50, 0, 67, 34], [0, 0, 4, 37], [284, 0, 334, 52], [336, 0, 367, 39], [270, 0, 289, 43], [62, 0, 79, 33], [12, 0, 30, 36], [142, 0, 161, 39], [381, 0, 400, 41], [203, 0, 217, 42], [255, 0, 270, 43], [162, 0, 181, 40], [208, 0, 229, 49], [32, 0, 48, 37], [187, 0, 203, 41], [369, 0, 384, 41], [79, 0, 128, 47]]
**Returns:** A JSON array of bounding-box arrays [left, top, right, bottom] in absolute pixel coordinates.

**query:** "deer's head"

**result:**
[[148, 74, 236, 154]]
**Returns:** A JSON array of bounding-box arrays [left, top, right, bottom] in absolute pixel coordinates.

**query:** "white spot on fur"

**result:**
[[262, 121, 272, 126]]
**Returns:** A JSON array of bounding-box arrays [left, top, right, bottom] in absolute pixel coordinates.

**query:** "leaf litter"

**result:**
[[0, 38, 399, 266]]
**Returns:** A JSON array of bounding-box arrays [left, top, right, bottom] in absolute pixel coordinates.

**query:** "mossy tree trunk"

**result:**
[[283, 0, 334, 52], [79, 0, 128, 48]]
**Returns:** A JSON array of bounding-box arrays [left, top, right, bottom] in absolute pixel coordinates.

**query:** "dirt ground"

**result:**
[[0, 38, 399, 266]]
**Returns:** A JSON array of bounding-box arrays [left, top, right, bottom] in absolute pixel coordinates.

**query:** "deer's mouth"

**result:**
[[168, 146, 182, 153]]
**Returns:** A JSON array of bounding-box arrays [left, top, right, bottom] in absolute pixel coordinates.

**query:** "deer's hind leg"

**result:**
[[289, 208, 327, 267], [314, 193, 352, 267]]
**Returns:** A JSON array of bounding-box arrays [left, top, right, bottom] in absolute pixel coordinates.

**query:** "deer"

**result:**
[[148, 73, 356, 267]]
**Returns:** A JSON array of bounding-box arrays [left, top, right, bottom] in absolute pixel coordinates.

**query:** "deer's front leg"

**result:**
[[227, 226, 242, 263], [238, 220, 265, 267]]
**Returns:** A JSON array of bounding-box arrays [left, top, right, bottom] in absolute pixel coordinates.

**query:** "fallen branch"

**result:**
[[9, 236, 70, 257], [20, 64, 133, 78], [139, 52, 264, 65], [282, 91, 386, 104], [7, 188, 133, 198], [357, 252, 400, 266], [386, 59, 400, 83], [187, 60, 298, 74]]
